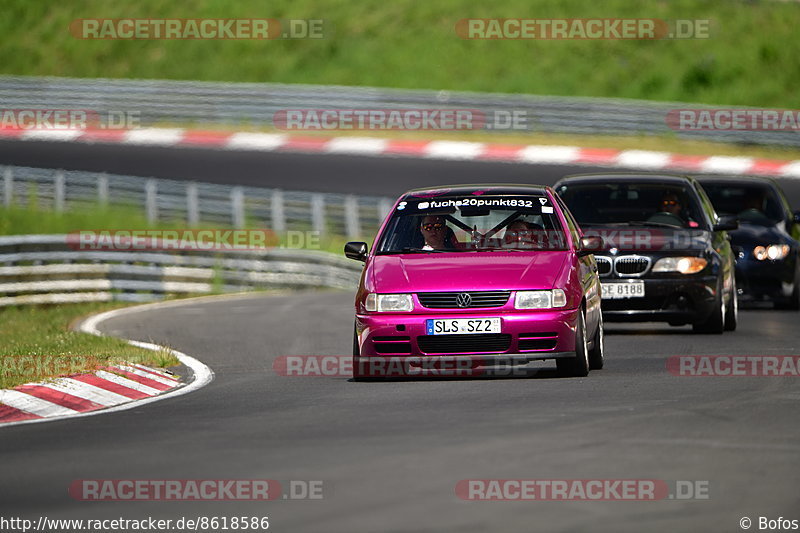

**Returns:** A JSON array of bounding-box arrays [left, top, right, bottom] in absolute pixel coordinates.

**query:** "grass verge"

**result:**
[[0, 302, 179, 390], [2, 0, 798, 108]]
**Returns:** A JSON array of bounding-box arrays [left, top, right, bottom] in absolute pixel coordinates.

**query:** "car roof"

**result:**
[[696, 175, 779, 187], [402, 184, 550, 198], [555, 173, 697, 187]]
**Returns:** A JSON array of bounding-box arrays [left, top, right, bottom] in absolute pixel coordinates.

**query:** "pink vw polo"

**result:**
[[344, 185, 604, 379]]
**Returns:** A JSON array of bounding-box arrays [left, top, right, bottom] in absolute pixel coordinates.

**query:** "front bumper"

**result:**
[[600, 276, 718, 324], [355, 308, 580, 359], [735, 258, 796, 302]]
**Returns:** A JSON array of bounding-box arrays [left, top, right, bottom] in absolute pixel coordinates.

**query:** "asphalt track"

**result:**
[[1, 140, 799, 532], [2, 293, 799, 532], [3, 138, 800, 203]]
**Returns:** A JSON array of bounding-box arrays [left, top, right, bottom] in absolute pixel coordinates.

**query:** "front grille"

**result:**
[[595, 256, 612, 276], [518, 332, 558, 352], [417, 333, 511, 354], [417, 291, 511, 309], [373, 336, 412, 355], [614, 255, 651, 276]]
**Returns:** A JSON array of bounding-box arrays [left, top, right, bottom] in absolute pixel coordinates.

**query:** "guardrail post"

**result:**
[[344, 195, 360, 239], [186, 183, 199, 225], [311, 193, 325, 235], [3, 167, 12, 207], [231, 187, 245, 228], [54, 171, 65, 213], [145, 179, 158, 223], [378, 198, 392, 223], [98, 173, 109, 206], [271, 190, 286, 233]]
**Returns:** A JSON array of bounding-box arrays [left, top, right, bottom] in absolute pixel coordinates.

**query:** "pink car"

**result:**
[[344, 185, 604, 379]]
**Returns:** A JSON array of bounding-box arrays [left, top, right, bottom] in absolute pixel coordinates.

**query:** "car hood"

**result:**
[[728, 221, 792, 247], [369, 252, 569, 293], [581, 226, 711, 254]]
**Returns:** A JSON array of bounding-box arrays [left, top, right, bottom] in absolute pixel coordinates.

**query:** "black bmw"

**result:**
[[554, 174, 738, 333], [698, 176, 800, 310]]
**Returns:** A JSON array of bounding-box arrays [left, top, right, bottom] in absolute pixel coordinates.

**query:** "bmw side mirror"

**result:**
[[577, 235, 603, 257], [344, 241, 368, 262], [713, 215, 738, 232]]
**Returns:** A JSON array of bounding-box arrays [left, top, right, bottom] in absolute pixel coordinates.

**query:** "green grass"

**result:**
[[0, 0, 798, 107], [0, 201, 355, 254], [0, 302, 179, 389]]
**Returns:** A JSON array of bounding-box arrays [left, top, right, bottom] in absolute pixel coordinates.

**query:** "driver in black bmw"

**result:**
[[555, 173, 738, 334]]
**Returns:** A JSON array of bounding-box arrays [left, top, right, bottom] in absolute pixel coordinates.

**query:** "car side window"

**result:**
[[694, 184, 719, 226], [553, 193, 582, 245]]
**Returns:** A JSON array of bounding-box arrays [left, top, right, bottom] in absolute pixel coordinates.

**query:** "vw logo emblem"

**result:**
[[456, 293, 472, 308]]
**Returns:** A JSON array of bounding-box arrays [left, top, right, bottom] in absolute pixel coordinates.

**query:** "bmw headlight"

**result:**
[[753, 245, 790, 261], [365, 293, 413, 312], [515, 289, 567, 309], [652, 257, 708, 274]]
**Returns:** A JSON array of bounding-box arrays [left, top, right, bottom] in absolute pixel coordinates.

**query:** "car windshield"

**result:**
[[375, 194, 568, 254], [700, 183, 784, 226], [556, 182, 708, 230]]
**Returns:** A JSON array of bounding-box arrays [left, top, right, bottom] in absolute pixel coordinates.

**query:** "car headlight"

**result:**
[[515, 289, 567, 309], [365, 293, 413, 312], [753, 245, 790, 261], [652, 257, 708, 274]]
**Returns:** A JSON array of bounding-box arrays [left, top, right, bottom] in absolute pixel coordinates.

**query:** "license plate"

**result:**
[[426, 318, 501, 335], [601, 281, 645, 299]]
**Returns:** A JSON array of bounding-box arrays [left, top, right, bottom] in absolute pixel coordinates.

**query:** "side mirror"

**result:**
[[713, 215, 739, 232], [344, 241, 368, 262], [577, 235, 604, 257], [793, 210, 800, 224]]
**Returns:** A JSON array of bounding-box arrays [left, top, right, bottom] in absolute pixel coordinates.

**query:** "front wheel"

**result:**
[[693, 281, 725, 334], [557, 310, 590, 377], [724, 276, 738, 331], [775, 265, 800, 311], [588, 311, 604, 370]]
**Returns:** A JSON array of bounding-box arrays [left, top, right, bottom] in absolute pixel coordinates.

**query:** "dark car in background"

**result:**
[[698, 177, 800, 309], [554, 174, 738, 333]]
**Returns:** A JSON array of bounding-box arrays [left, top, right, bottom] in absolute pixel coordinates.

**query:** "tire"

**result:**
[[352, 323, 367, 381], [557, 310, 590, 377], [693, 280, 725, 334], [588, 311, 604, 370], [724, 276, 738, 331]]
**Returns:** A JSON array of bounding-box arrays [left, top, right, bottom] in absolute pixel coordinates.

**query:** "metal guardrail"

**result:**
[[0, 235, 362, 306], [0, 75, 797, 147], [1, 165, 394, 239]]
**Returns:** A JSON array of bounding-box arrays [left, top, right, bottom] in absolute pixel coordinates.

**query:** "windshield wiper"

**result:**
[[398, 247, 449, 253], [626, 221, 684, 229]]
